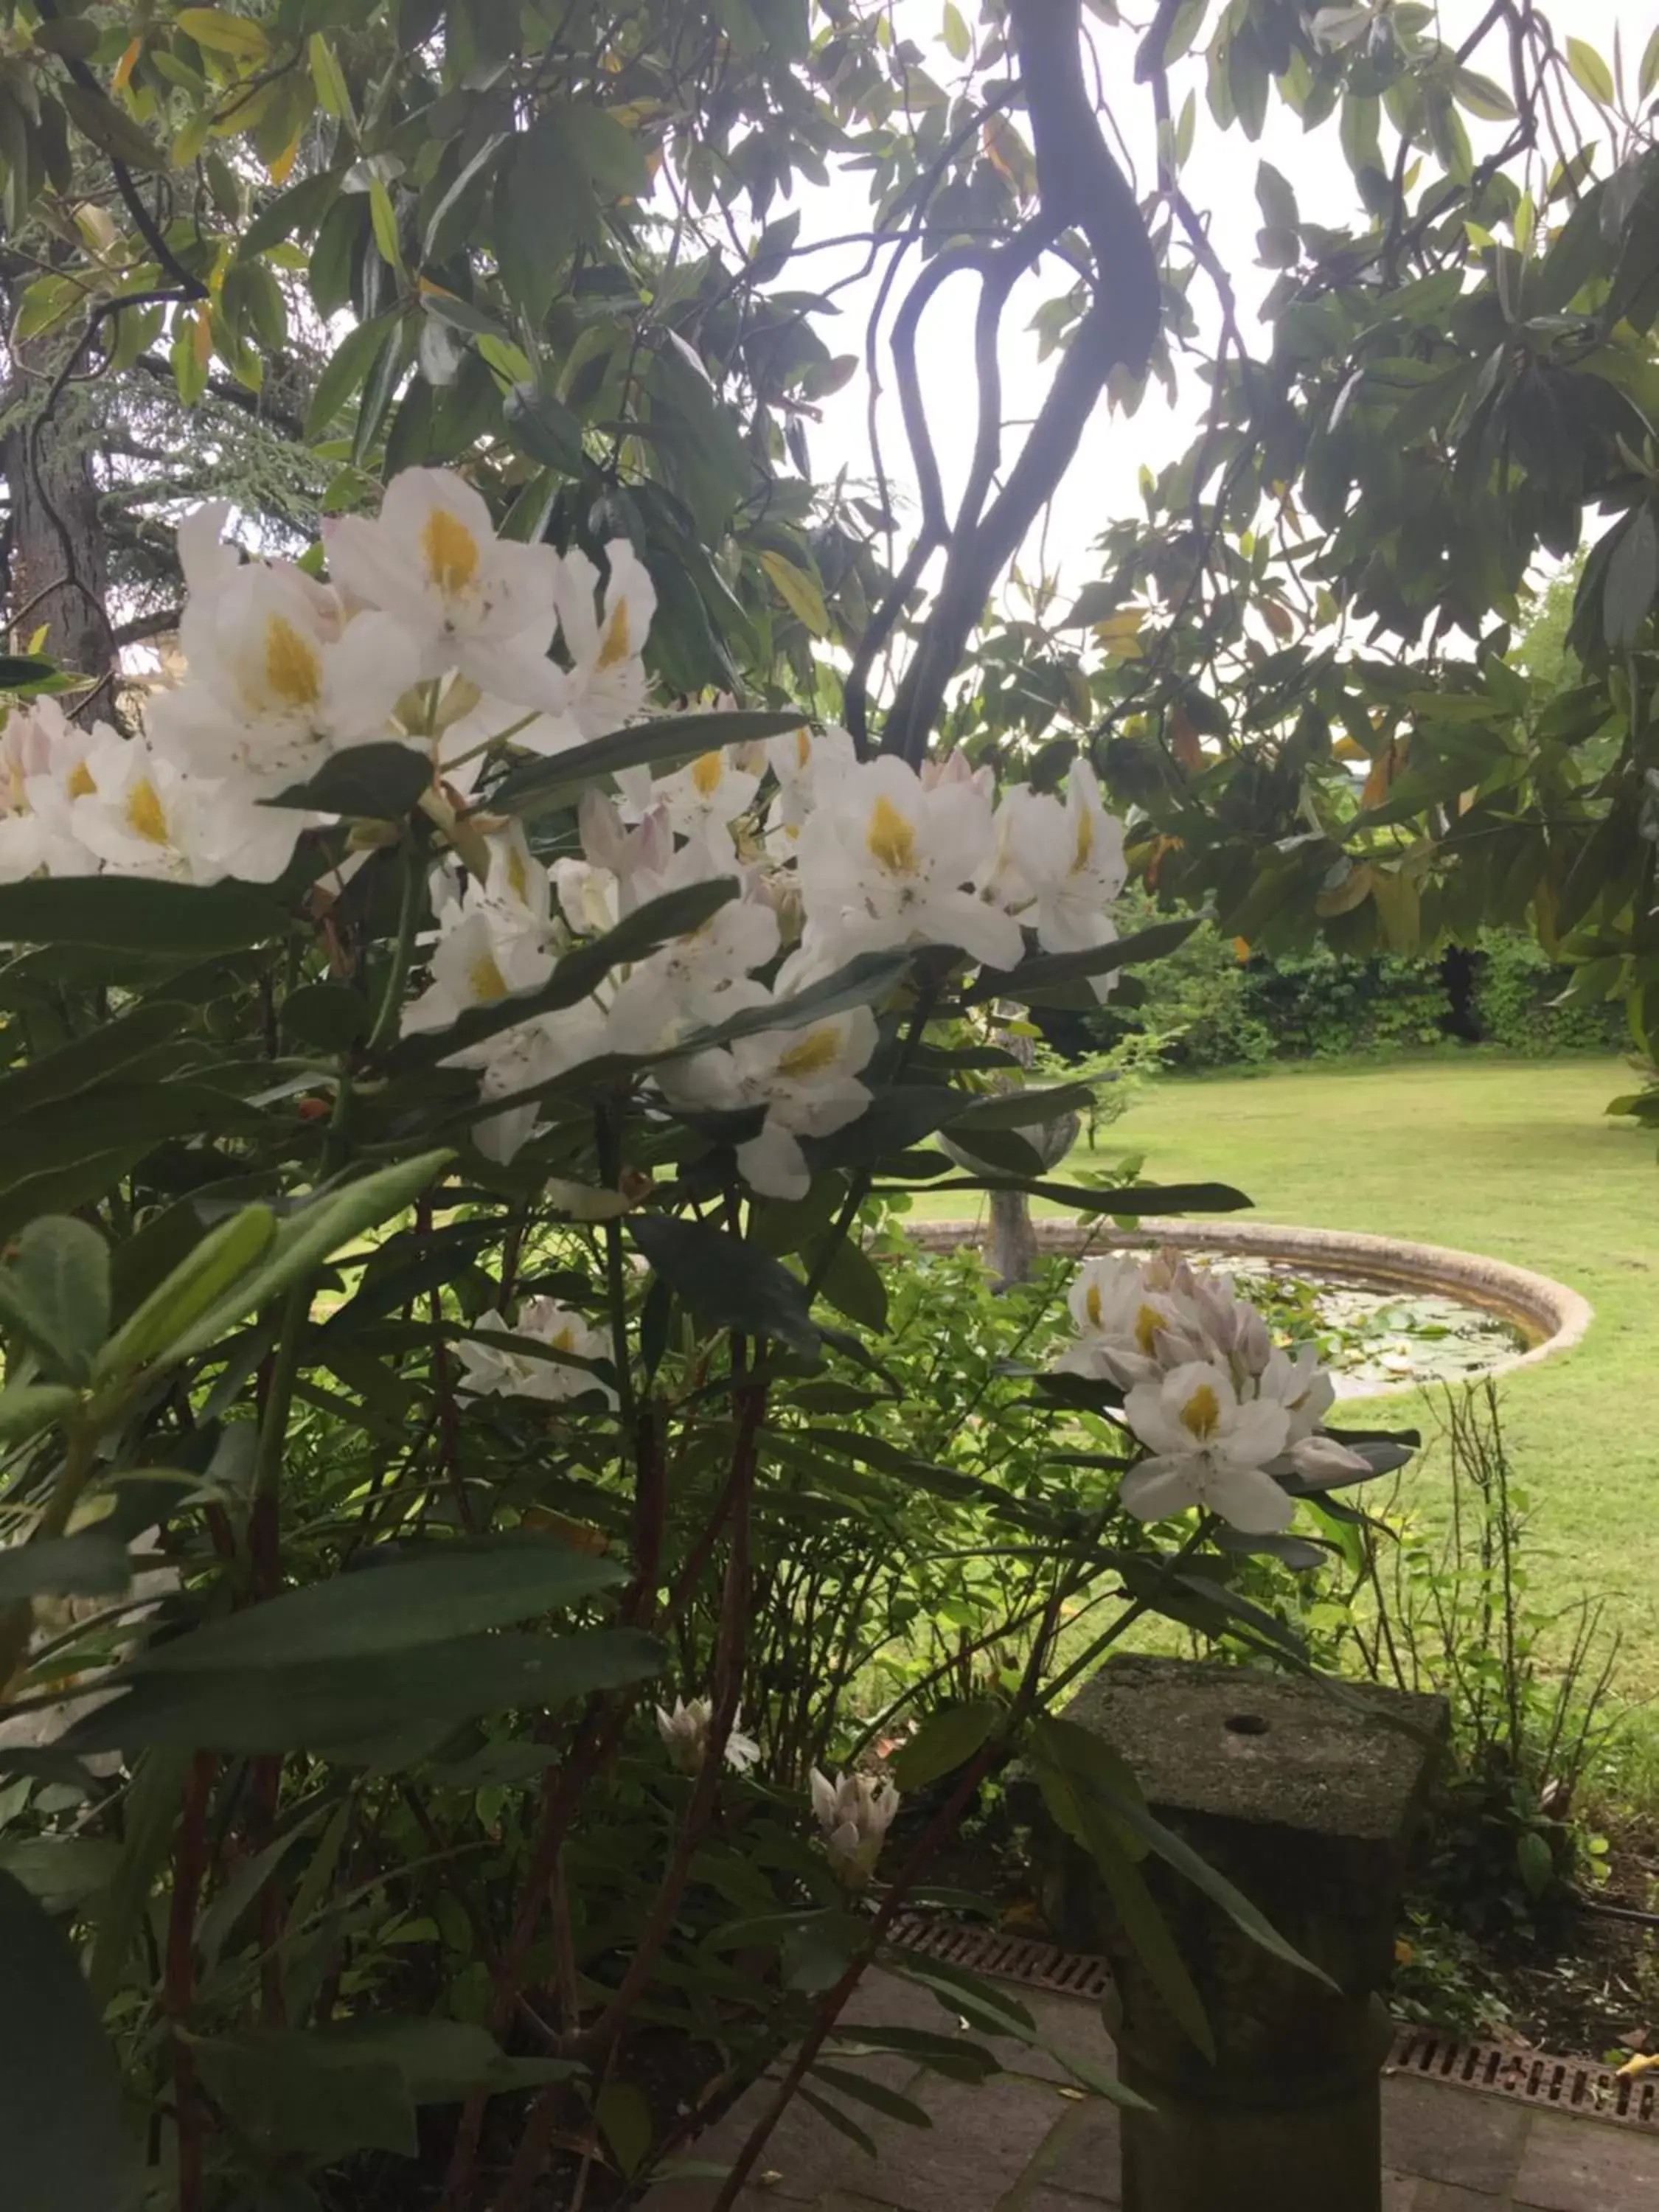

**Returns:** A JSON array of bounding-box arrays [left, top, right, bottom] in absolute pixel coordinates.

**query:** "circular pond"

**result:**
[[1211, 1261, 1526, 1397]]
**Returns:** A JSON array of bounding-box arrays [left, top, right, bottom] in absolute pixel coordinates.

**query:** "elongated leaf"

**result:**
[[0, 1382, 80, 1445], [489, 709, 806, 818], [162, 1150, 453, 1363], [94, 1206, 277, 1383], [806, 2063, 932, 2129], [267, 742, 434, 818], [63, 1627, 664, 1754], [88, 1750, 191, 2007], [389, 882, 737, 1069], [1034, 1717, 1335, 1989], [0, 1001, 187, 1128], [0, 1871, 142, 2211], [950, 1083, 1096, 1131], [657, 953, 911, 1062], [0, 877, 285, 954], [795, 2085, 879, 2159], [889, 1698, 1001, 1790], [630, 1214, 820, 1356], [133, 1535, 622, 1672], [966, 919, 1197, 1003], [0, 1532, 129, 1603], [886, 1178, 1252, 1216], [824, 2023, 1000, 2083]]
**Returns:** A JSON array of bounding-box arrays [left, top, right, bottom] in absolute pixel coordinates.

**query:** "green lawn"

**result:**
[[919, 1054, 1659, 1691]]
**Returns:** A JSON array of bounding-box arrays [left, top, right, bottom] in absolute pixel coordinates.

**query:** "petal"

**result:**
[[1119, 1458, 1202, 1523], [737, 1119, 810, 1200], [1206, 1462, 1296, 1534]]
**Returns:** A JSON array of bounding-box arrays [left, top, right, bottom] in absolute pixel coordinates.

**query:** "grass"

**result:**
[[914, 1051, 1659, 1698]]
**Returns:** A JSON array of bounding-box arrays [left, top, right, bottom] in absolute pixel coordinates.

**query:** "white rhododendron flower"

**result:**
[[1001, 761, 1126, 964], [454, 1298, 613, 1404], [1053, 1248, 1366, 1535], [552, 540, 657, 736], [400, 881, 555, 1037], [454, 998, 611, 1164], [658, 1004, 880, 1200], [70, 730, 302, 886], [602, 849, 779, 1054], [795, 754, 1024, 972], [655, 748, 760, 860], [765, 722, 856, 830], [325, 467, 570, 712], [810, 1767, 900, 1889], [655, 1697, 761, 1776], [1120, 1361, 1294, 1534], [0, 701, 99, 880]]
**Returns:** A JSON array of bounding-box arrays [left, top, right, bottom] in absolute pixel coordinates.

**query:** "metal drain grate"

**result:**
[[888, 1916, 1659, 2132]]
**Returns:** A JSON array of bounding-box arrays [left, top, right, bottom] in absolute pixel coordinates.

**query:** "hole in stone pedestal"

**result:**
[[1223, 1712, 1270, 1736]]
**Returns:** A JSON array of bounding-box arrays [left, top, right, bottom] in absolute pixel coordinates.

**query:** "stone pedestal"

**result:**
[[1033, 1655, 1447, 2212]]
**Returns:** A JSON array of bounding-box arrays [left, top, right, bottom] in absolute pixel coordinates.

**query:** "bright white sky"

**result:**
[[790, 0, 1645, 605]]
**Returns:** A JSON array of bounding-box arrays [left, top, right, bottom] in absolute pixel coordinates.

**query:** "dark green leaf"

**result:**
[[1604, 507, 1658, 649], [0, 1871, 141, 2212], [808, 1236, 888, 1335], [266, 743, 433, 818], [950, 1083, 1096, 1130], [0, 1001, 187, 1130], [806, 2063, 932, 2129], [306, 313, 399, 440], [135, 1535, 622, 1672], [966, 920, 1197, 1003], [94, 1206, 276, 1383], [0, 1533, 129, 1604], [0, 655, 60, 689], [0, 878, 285, 955], [504, 382, 589, 475], [63, 1627, 664, 1754], [630, 1214, 820, 1356], [889, 1699, 1001, 1790], [489, 709, 807, 818], [0, 1383, 81, 1446]]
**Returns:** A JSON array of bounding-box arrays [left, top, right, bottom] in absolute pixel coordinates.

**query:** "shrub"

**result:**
[[1472, 930, 1624, 1054]]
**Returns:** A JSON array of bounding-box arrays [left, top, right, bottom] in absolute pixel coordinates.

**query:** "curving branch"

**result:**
[[872, 0, 1161, 767]]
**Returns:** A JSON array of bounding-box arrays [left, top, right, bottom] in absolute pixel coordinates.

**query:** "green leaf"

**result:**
[[630, 1214, 821, 1357], [0, 1533, 129, 1604], [241, 167, 343, 255], [660, 953, 911, 1063], [59, 80, 164, 171], [0, 1217, 109, 1382], [809, 1237, 888, 1335], [266, 742, 433, 818], [0, 877, 284, 955], [807, 2063, 932, 2129], [0, 1383, 82, 1447], [942, 4, 970, 62], [904, 1177, 1251, 1217], [1565, 37, 1615, 106], [133, 1534, 623, 1672], [391, 883, 738, 1069], [966, 919, 1197, 1003], [795, 2085, 879, 2159], [192, 2033, 416, 2162], [503, 381, 589, 476], [306, 313, 399, 440], [1516, 1829, 1554, 1898], [889, 1699, 1001, 1790], [0, 1871, 142, 2212], [0, 1003, 187, 1131], [88, 1750, 191, 2008], [759, 549, 829, 634], [0, 655, 60, 689], [489, 709, 807, 818], [63, 1626, 664, 1755], [161, 1150, 453, 1365], [596, 2081, 654, 2177], [1643, 24, 1659, 100], [1032, 1717, 1336, 1989], [950, 1083, 1096, 1131], [1604, 507, 1658, 649], [93, 1206, 277, 1384]]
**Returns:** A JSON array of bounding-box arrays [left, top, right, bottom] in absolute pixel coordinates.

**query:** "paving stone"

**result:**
[[1019, 2188, 1119, 2212], [1514, 2112, 1659, 2209], [967, 1986, 1119, 2088], [1380, 2172, 1422, 2210], [843, 1970, 964, 2039], [1027, 2101, 1122, 2200], [1382, 2080, 1530, 2194], [861, 2073, 1074, 2212]]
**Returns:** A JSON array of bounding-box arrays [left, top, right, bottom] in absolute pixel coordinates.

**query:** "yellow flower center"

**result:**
[[597, 600, 632, 669], [795, 727, 812, 768], [690, 751, 723, 800], [506, 846, 529, 903], [262, 614, 322, 709], [552, 1325, 574, 1352], [468, 950, 508, 1001], [423, 507, 480, 598], [66, 760, 96, 800], [1135, 1301, 1166, 1356], [125, 776, 170, 846], [1074, 804, 1094, 872], [777, 1026, 841, 1079], [1178, 1382, 1221, 1441], [1085, 1282, 1102, 1328], [865, 794, 918, 875]]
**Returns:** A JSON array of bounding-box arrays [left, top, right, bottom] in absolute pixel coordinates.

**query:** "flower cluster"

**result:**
[[655, 1696, 761, 1776], [810, 1767, 901, 1888], [0, 465, 1131, 1206], [1057, 1251, 1369, 1535], [453, 1297, 614, 1405]]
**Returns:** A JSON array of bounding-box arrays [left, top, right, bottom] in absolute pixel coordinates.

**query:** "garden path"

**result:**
[[645, 1970, 1659, 2212]]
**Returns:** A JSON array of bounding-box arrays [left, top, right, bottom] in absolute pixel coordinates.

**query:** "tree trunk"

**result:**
[[2, 327, 116, 693]]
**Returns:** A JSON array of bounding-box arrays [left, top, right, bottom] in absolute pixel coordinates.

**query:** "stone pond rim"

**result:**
[[906, 1217, 1593, 1394]]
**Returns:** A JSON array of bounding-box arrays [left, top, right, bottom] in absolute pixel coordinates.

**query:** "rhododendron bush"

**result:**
[[0, 471, 1414, 2211]]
